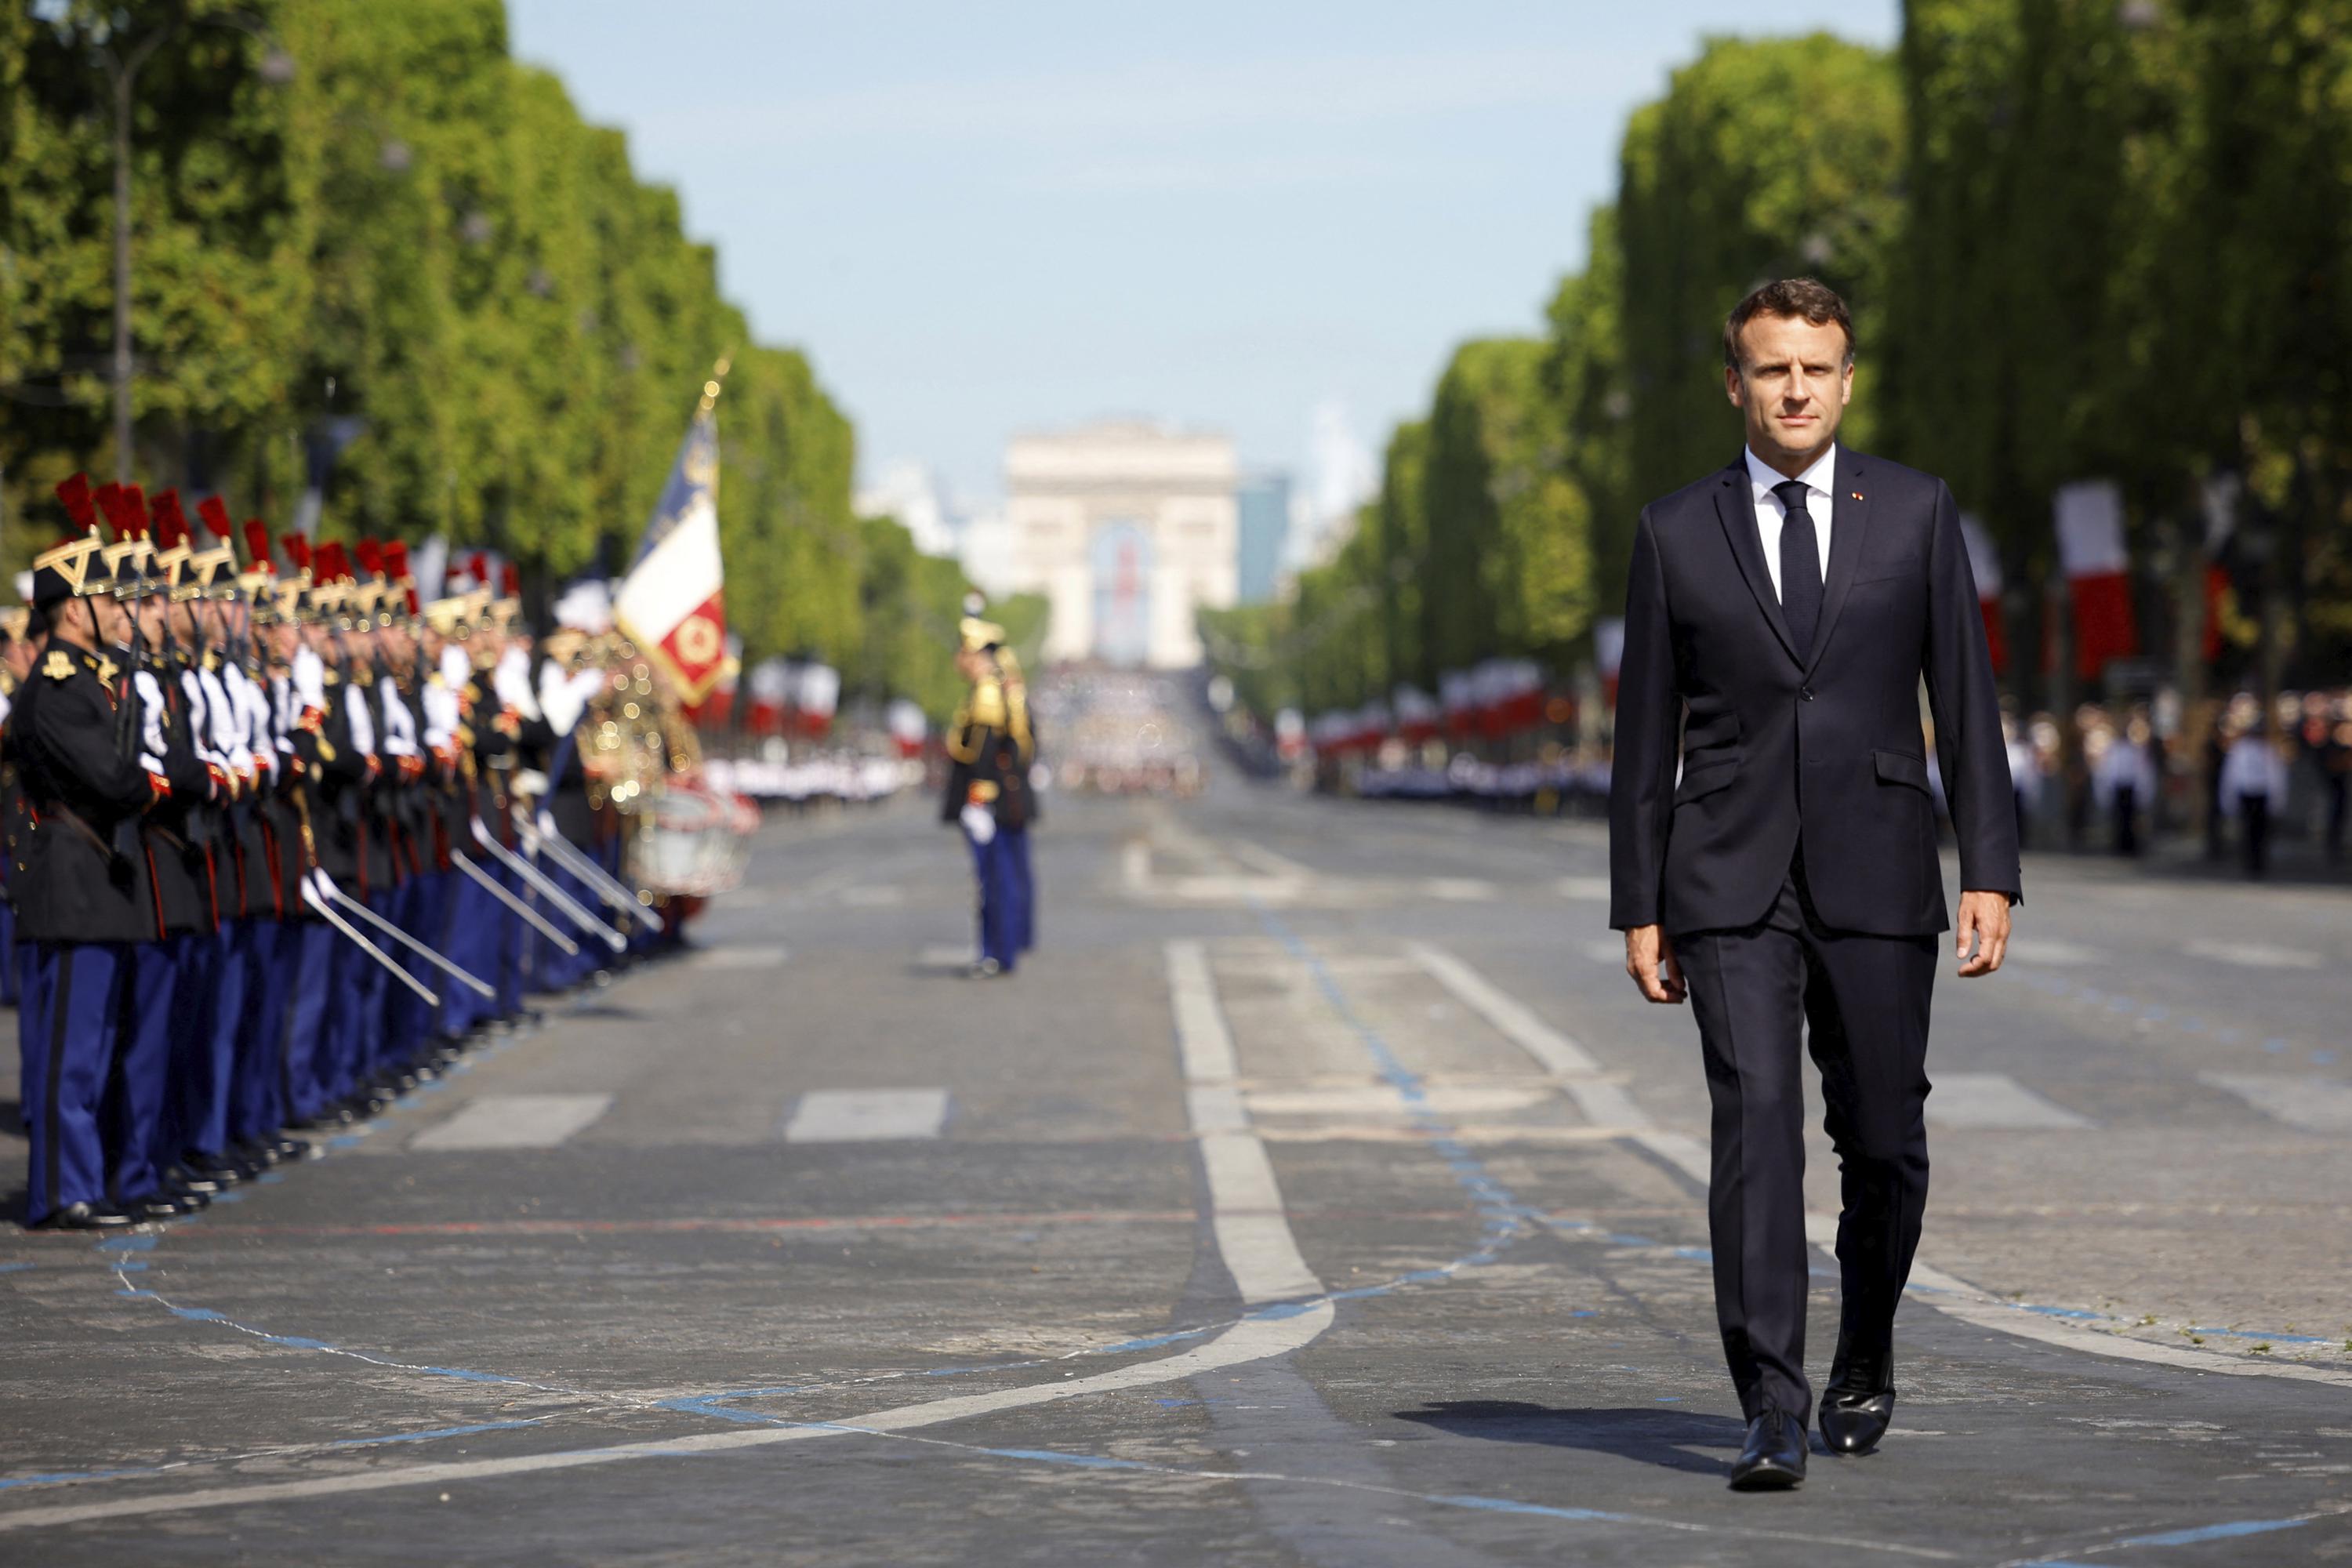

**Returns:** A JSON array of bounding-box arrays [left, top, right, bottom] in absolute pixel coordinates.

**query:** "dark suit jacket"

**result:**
[[1608, 448, 2020, 938]]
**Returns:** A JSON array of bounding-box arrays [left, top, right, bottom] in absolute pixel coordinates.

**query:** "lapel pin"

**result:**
[[1850, 491, 1864, 501]]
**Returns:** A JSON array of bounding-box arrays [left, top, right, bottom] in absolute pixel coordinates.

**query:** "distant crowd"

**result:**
[[1321, 687, 2352, 881]]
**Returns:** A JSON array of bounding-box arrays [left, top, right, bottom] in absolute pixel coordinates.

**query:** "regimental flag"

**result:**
[[2053, 480, 2140, 681], [616, 403, 732, 704]]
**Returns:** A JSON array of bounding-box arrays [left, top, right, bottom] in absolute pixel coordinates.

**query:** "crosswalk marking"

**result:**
[[411, 1094, 615, 1151], [690, 944, 789, 971], [2183, 939, 2324, 970], [1928, 1073, 2092, 1131], [2199, 1073, 2352, 1133], [782, 1088, 950, 1142]]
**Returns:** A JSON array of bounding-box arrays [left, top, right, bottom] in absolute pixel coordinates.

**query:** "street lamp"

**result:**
[[61, 9, 292, 480]]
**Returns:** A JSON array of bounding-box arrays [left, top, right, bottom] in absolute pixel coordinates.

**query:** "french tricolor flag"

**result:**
[[616, 399, 732, 707]]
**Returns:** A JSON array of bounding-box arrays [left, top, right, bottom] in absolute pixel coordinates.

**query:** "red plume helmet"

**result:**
[[123, 484, 151, 538], [405, 587, 421, 616], [320, 542, 350, 583], [354, 538, 384, 579], [94, 482, 130, 540], [243, 520, 275, 572], [284, 534, 313, 574], [197, 495, 233, 539], [469, 553, 490, 590], [385, 540, 412, 582], [500, 563, 521, 598], [151, 488, 191, 549], [55, 473, 98, 532]]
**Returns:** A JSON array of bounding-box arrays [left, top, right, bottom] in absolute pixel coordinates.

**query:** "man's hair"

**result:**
[[1724, 278, 1855, 369]]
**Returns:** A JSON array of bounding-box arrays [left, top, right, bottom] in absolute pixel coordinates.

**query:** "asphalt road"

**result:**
[[4, 764, 2350, 1565]]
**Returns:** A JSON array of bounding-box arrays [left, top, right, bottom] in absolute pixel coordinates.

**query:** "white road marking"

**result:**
[[1227, 840, 1314, 881], [1406, 943, 1651, 1129], [1629, 1128, 2352, 1391], [1165, 940, 1238, 1083], [1927, 1073, 2092, 1131], [782, 1089, 950, 1143], [2183, 939, 2325, 970], [1244, 1085, 1553, 1118], [409, 1094, 613, 1152], [1413, 952, 2352, 1393], [915, 943, 977, 971], [2199, 1073, 2352, 1133], [1555, 875, 1612, 901], [689, 945, 789, 971], [1167, 941, 1325, 1305], [0, 943, 1341, 1535]]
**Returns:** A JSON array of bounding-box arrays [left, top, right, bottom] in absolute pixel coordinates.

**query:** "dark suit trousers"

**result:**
[[1675, 859, 1936, 1426]]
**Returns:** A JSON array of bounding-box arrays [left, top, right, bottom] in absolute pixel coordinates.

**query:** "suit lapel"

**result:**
[[1712, 462, 1799, 666], [1805, 449, 1871, 673]]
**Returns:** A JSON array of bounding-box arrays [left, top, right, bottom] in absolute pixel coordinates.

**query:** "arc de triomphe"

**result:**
[[1004, 419, 1238, 668]]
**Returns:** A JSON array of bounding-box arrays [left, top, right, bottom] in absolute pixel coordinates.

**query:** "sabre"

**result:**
[[521, 811, 666, 933], [470, 818, 628, 953], [301, 876, 439, 1007], [307, 870, 495, 999], [452, 851, 580, 956]]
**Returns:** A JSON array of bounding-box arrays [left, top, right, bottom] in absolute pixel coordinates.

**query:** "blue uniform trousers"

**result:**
[[492, 863, 526, 1021], [16, 942, 129, 1221], [383, 876, 438, 1068], [966, 827, 1025, 973], [232, 918, 292, 1145], [281, 919, 337, 1121], [167, 920, 244, 1162], [1003, 826, 1035, 953], [434, 869, 482, 1039], [114, 937, 181, 1203]]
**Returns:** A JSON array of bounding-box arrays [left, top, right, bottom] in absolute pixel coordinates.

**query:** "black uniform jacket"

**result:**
[[9, 641, 162, 945], [143, 656, 218, 937], [1608, 448, 2021, 938]]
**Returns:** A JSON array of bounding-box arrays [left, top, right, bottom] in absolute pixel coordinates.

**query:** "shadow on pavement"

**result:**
[[1394, 1401, 1747, 1478]]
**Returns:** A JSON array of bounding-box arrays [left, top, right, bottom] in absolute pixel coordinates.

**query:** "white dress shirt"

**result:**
[[1745, 444, 1837, 604]]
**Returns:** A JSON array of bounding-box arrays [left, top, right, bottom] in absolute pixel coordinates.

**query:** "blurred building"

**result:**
[[1004, 419, 1238, 668], [1235, 471, 1291, 605]]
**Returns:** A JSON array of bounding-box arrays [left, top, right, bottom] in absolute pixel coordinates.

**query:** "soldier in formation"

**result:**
[[942, 611, 1038, 978], [9, 474, 686, 1231]]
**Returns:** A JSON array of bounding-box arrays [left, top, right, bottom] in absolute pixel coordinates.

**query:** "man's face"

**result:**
[[94, 594, 132, 647], [1726, 313, 1853, 465], [135, 595, 169, 649]]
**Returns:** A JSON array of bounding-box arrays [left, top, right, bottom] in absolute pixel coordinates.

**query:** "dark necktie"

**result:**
[[1774, 477, 1822, 655]]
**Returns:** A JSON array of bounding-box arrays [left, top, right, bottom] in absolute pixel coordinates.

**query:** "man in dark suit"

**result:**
[[1608, 278, 2020, 1489]]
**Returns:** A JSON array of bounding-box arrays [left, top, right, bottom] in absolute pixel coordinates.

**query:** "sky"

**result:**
[[506, 1, 1900, 511]]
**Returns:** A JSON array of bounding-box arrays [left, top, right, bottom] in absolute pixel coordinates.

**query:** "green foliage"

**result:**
[[2, 0, 967, 695], [1617, 33, 1904, 510]]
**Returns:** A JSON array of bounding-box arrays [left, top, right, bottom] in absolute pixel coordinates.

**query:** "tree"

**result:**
[[1617, 34, 1904, 512]]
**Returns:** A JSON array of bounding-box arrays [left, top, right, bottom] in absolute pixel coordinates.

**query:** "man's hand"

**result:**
[[1955, 890, 2012, 977], [1624, 924, 1686, 1004]]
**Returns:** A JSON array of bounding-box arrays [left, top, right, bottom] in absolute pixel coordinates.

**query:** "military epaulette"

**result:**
[[42, 650, 75, 681], [323, 667, 342, 685]]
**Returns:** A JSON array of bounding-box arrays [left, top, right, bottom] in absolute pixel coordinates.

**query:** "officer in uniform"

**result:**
[[11, 487, 169, 1229], [942, 615, 1036, 977]]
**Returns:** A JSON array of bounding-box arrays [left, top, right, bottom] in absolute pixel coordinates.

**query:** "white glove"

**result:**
[[960, 800, 996, 845]]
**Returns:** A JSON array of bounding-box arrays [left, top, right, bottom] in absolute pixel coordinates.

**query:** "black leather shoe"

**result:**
[[185, 1153, 249, 1186], [169, 1164, 227, 1195], [30, 1201, 136, 1231], [125, 1195, 196, 1222], [1728, 1410, 1807, 1490], [1820, 1386, 1896, 1455]]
